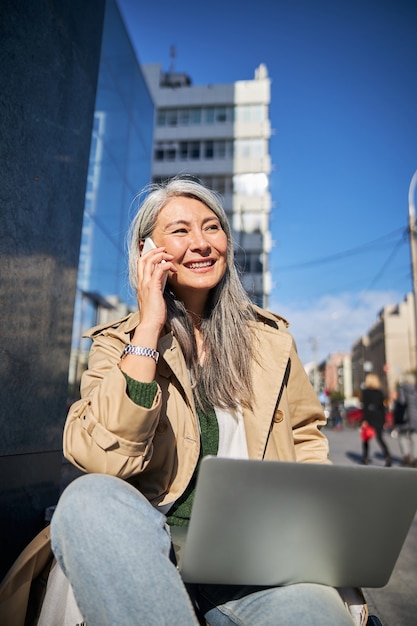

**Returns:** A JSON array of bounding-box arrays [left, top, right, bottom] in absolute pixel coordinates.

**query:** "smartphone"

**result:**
[[142, 238, 168, 290], [142, 237, 157, 255]]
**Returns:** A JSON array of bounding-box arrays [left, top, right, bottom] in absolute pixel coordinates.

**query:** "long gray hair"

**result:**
[[127, 176, 258, 410]]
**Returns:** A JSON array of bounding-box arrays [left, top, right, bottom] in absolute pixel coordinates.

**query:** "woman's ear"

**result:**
[[139, 240, 145, 256]]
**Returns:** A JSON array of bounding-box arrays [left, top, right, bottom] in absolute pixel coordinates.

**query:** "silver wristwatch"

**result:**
[[121, 344, 159, 363]]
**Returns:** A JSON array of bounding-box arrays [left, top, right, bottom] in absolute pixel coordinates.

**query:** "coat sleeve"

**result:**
[[286, 341, 330, 464], [63, 331, 163, 478]]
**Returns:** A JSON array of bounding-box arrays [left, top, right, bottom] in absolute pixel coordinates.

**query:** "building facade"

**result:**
[[351, 293, 417, 398], [322, 353, 353, 399], [141, 63, 272, 307]]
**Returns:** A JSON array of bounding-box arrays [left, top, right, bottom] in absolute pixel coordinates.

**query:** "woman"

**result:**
[[51, 177, 357, 625], [360, 373, 391, 466]]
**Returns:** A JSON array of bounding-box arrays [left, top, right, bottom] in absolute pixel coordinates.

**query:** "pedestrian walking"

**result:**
[[396, 374, 417, 467], [360, 374, 391, 466]]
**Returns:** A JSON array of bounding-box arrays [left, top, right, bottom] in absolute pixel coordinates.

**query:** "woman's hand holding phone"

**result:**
[[121, 239, 174, 381], [142, 238, 168, 290], [136, 238, 174, 335]]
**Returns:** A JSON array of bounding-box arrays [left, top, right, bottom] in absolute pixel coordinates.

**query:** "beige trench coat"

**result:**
[[63, 306, 329, 508]]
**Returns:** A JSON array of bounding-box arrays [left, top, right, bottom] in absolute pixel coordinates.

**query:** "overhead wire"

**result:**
[[271, 225, 412, 363], [271, 225, 411, 303], [366, 229, 409, 290], [275, 226, 407, 271]]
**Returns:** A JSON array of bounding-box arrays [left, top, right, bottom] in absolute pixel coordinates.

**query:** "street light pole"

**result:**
[[309, 337, 320, 393], [408, 170, 417, 370]]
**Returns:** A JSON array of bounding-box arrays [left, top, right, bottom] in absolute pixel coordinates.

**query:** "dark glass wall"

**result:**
[[0, 0, 106, 578], [77, 0, 154, 313], [70, 0, 154, 381]]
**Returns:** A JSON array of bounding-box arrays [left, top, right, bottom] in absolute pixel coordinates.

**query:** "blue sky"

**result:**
[[117, 0, 417, 364]]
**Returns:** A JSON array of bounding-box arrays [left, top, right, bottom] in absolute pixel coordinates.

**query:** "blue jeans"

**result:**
[[51, 474, 354, 625]]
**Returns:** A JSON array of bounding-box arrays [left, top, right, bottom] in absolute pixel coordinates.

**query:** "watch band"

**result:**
[[121, 344, 159, 363]]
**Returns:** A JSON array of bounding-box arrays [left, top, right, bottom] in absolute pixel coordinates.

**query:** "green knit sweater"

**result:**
[[123, 373, 219, 527]]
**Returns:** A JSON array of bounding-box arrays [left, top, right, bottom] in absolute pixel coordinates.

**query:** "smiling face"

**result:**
[[152, 195, 228, 311]]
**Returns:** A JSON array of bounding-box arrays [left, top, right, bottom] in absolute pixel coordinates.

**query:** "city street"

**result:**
[[324, 425, 417, 626]]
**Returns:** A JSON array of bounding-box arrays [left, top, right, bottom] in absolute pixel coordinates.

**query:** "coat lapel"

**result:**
[[157, 332, 196, 411]]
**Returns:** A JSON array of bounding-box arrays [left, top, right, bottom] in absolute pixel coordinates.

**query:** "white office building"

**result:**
[[142, 62, 273, 307]]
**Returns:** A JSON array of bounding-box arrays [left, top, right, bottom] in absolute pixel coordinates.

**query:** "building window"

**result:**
[[235, 139, 264, 159], [200, 176, 231, 196], [156, 111, 166, 126], [233, 173, 269, 196], [166, 111, 177, 126], [190, 141, 200, 159], [154, 142, 178, 161], [202, 106, 234, 124], [178, 109, 190, 125], [177, 108, 201, 125], [235, 104, 265, 122], [204, 141, 214, 158], [213, 140, 234, 159], [190, 109, 202, 124], [157, 106, 233, 127], [156, 106, 233, 127], [215, 107, 227, 122], [214, 141, 226, 158], [177, 141, 200, 160], [155, 140, 233, 162], [234, 252, 263, 275], [203, 140, 232, 159]]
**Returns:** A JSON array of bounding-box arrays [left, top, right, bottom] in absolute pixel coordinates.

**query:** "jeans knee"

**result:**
[[51, 474, 122, 542], [51, 473, 165, 552]]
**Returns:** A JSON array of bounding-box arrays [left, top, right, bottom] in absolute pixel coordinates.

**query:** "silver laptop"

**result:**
[[171, 456, 417, 588]]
